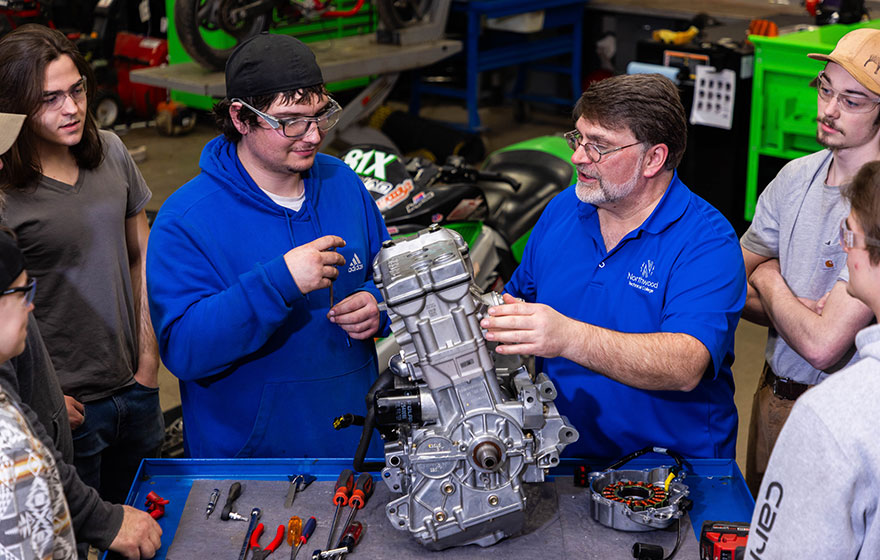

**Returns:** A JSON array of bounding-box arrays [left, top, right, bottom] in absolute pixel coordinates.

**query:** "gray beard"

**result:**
[[575, 155, 643, 205]]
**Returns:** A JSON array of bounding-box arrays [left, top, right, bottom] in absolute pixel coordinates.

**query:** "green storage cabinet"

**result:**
[[746, 20, 880, 220], [164, 0, 377, 109]]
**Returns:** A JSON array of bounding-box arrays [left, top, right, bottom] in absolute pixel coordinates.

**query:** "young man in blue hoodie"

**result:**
[[146, 33, 390, 458]]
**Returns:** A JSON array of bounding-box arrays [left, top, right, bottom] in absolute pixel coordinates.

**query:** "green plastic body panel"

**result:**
[[745, 19, 880, 220], [165, 0, 376, 109], [486, 135, 577, 174]]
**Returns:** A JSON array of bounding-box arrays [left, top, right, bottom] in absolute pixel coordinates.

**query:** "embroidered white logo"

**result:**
[[348, 253, 364, 273], [627, 259, 660, 294]]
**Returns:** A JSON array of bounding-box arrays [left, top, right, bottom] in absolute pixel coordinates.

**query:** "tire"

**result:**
[[376, 0, 434, 30], [174, 0, 270, 71], [92, 91, 121, 129]]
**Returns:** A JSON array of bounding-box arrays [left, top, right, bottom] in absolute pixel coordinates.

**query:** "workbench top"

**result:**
[[108, 457, 753, 560]]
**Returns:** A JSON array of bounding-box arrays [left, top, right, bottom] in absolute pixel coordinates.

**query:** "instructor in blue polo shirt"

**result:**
[[481, 73, 746, 459]]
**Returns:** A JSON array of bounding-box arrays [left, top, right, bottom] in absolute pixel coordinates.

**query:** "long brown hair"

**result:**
[[0, 24, 103, 190]]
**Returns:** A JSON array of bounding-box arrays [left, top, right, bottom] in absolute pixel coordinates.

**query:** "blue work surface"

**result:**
[[111, 457, 753, 559]]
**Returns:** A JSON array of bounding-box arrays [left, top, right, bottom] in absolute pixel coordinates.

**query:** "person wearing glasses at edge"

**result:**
[[0, 24, 164, 519], [0, 115, 161, 559], [740, 29, 879, 497], [481, 73, 746, 461], [746, 160, 880, 559], [146, 33, 390, 459]]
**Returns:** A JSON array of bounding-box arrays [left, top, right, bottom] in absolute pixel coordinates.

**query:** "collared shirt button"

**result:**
[[598, 262, 605, 268]]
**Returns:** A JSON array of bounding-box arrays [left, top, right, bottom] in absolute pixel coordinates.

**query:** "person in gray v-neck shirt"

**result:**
[[0, 25, 164, 524]]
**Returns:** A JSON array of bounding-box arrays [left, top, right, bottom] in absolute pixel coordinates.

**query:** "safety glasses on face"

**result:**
[[564, 130, 642, 163], [815, 71, 880, 113], [42, 76, 87, 111], [839, 218, 880, 250], [232, 97, 341, 138], [1, 277, 36, 306]]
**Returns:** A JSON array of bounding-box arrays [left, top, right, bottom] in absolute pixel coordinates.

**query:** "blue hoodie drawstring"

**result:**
[[284, 208, 308, 303], [305, 199, 350, 348]]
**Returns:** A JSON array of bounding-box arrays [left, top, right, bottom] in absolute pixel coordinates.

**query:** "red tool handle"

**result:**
[[249, 523, 265, 549], [349, 473, 373, 509], [333, 469, 354, 506], [299, 516, 317, 545], [265, 525, 285, 552], [339, 521, 364, 549]]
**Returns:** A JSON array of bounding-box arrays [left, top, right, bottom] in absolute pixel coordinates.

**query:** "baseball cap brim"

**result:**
[[0, 113, 25, 156], [808, 52, 880, 95], [807, 28, 880, 96]]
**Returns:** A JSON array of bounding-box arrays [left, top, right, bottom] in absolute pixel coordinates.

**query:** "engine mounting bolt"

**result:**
[[434, 511, 447, 522], [488, 495, 499, 506]]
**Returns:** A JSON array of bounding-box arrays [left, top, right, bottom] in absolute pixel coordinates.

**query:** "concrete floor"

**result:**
[[120, 102, 767, 472]]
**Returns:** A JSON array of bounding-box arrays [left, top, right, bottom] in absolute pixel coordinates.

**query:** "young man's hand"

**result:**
[[108, 505, 162, 559], [284, 236, 346, 294], [328, 291, 380, 339]]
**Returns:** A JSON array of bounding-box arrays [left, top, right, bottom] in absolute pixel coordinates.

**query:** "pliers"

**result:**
[[248, 523, 284, 560]]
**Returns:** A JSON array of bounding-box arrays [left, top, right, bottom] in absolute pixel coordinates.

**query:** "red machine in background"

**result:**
[[93, 30, 168, 126]]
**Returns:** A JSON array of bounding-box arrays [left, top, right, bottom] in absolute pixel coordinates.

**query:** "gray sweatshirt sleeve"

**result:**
[[746, 402, 862, 558], [0, 376, 124, 549]]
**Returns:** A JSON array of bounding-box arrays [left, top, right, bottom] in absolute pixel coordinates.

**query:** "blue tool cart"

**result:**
[[410, 0, 585, 131], [110, 457, 754, 559]]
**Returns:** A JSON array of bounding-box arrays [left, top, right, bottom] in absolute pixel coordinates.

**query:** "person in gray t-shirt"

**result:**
[[746, 160, 880, 560], [0, 25, 164, 514], [740, 29, 877, 496]]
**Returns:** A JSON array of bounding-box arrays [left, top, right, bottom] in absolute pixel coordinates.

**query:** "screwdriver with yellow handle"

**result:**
[[290, 516, 316, 560], [287, 516, 301, 559]]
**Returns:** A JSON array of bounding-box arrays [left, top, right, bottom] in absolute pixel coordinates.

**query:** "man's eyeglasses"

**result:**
[[43, 76, 87, 111], [232, 97, 341, 138], [839, 218, 880, 250], [1, 277, 36, 306], [564, 130, 642, 163], [815, 71, 880, 114]]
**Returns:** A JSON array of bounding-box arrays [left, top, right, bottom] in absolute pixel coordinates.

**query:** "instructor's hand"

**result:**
[[284, 236, 346, 294], [481, 293, 572, 358], [328, 291, 380, 339]]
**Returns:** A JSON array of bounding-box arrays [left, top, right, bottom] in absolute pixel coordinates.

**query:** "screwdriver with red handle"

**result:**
[[290, 516, 316, 560], [336, 473, 373, 548], [325, 469, 354, 550]]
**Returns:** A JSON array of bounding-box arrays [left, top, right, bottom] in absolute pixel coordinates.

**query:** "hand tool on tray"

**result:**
[[290, 516, 316, 560], [249, 522, 285, 560], [284, 474, 317, 509], [205, 488, 220, 519], [237, 507, 262, 560], [325, 469, 354, 549], [336, 473, 372, 548]]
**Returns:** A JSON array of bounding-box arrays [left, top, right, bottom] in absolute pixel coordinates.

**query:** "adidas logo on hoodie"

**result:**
[[348, 253, 364, 273]]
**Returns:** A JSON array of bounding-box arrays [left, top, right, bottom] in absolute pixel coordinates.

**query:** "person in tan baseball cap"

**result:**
[[808, 27, 880, 96], [0, 112, 24, 159], [741, 26, 880, 498]]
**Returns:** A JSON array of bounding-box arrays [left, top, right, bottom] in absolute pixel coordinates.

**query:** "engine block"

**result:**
[[371, 224, 579, 550]]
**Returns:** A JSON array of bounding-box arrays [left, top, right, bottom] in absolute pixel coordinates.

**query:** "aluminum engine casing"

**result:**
[[371, 225, 579, 550]]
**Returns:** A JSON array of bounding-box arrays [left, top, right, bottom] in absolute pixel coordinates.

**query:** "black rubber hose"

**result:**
[[353, 369, 395, 472]]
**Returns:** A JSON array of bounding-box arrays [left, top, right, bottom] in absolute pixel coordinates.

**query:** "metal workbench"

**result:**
[[130, 34, 461, 98], [410, 0, 585, 131], [109, 457, 754, 560], [130, 34, 461, 146]]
